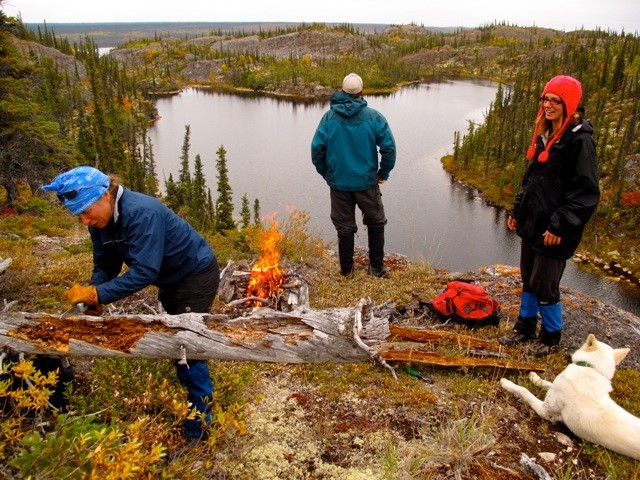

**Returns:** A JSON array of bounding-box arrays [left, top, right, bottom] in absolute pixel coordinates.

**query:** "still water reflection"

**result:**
[[148, 81, 639, 315]]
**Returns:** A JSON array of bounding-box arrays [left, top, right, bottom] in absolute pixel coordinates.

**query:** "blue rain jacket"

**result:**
[[311, 91, 396, 191], [89, 189, 215, 304]]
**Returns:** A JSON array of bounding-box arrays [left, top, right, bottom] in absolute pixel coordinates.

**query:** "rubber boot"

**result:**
[[338, 232, 355, 277], [526, 303, 562, 357], [367, 224, 389, 278], [499, 315, 538, 346]]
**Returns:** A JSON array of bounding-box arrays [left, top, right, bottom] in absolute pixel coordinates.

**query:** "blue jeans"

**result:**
[[159, 259, 219, 438], [176, 360, 214, 438]]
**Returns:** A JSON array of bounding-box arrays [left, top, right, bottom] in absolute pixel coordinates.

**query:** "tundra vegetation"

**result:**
[[1, 3, 639, 478]]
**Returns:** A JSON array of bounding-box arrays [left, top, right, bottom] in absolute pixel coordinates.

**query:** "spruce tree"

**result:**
[[253, 198, 261, 226], [142, 133, 159, 197], [164, 173, 180, 212], [191, 153, 210, 229], [214, 145, 236, 231], [240, 194, 251, 228], [177, 125, 192, 207]]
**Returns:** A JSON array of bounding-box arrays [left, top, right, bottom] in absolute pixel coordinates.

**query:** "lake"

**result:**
[[148, 80, 639, 315]]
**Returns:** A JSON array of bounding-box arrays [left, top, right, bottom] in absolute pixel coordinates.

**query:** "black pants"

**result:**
[[520, 241, 566, 305], [330, 185, 387, 235]]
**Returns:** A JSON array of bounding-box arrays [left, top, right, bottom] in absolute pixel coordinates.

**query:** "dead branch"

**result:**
[[377, 343, 544, 371], [389, 324, 499, 350], [226, 296, 270, 306]]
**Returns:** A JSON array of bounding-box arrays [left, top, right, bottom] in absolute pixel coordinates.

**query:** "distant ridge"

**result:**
[[23, 22, 459, 47]]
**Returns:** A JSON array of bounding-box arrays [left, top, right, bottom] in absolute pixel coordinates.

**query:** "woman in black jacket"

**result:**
[[499, 75, 600, 357]]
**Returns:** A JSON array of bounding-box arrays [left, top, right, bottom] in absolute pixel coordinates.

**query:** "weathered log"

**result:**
[[0, 300, 543, 372], [0, 299, 394, 364]]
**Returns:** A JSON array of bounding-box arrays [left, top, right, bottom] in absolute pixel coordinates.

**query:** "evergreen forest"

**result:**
[[1, 10, 638, 279]]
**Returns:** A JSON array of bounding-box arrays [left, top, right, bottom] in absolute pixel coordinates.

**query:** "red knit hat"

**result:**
[[526, 75, 582, 162]]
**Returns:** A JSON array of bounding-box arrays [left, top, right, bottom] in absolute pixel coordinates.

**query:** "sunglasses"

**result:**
[[57, 184, 107, 203], [539, 95, 563, 106]]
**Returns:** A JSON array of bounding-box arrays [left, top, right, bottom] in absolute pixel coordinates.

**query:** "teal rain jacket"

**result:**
[[311, 91, 396, 191]]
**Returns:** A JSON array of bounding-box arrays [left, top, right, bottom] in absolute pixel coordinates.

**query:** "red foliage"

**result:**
[[622, 190, 640, 208], [0, 204, 18, 216]]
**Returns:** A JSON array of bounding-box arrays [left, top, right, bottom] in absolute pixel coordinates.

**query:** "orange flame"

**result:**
[[247, 226, 285, 301]]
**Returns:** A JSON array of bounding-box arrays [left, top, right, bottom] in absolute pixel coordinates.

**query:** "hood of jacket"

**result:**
[[329, 91, 367, 118]]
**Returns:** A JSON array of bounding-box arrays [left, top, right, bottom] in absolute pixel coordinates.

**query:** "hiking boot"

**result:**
[[340, 266, 355, 278], [525, 341, 559, 358], [499, 331, 535, 346], [525, 327, 561, 357], [368, 265, 390, 278], [498, 316, 537, 346]]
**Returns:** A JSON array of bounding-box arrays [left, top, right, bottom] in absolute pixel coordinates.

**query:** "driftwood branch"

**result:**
[[0, 300, 543, 372]]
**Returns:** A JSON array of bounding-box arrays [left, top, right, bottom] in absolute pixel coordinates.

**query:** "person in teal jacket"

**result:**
[[311, 73, 396, 277], [43, 166, 219, 440]]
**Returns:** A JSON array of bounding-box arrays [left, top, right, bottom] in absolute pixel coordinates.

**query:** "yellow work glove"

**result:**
[[63, 284, 99, 306]]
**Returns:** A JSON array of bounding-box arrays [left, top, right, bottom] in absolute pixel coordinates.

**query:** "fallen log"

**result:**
[[0, 300, 542, 372], [0, 299, 394, 364]]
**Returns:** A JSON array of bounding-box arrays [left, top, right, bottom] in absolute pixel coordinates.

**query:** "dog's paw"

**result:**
[[500, 378, 515, 391], [529, 372, 541, 383]]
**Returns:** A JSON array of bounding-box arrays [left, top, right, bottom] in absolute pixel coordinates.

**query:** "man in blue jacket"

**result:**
[[43, 166, 219, 439], [311, 73, 396, 277]]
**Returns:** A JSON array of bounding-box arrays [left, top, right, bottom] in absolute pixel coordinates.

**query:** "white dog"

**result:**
[[500, 333, 640, 461]]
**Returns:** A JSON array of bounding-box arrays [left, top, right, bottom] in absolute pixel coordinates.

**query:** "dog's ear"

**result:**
[[584, 333, 598, 351], [613, 348, 630, 365]]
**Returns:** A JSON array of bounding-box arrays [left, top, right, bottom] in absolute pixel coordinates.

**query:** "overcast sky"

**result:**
[[2, 0, 638, 33]]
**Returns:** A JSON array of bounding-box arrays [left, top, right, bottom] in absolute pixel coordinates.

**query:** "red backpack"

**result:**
[[430, 281, 500, 325]]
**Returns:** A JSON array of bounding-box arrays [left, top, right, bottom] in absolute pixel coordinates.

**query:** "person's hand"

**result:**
[[377, 177, 386, 184], [543, 230, 561, 246], [63, 284, 99, 306], [507, 215, 517, 231]]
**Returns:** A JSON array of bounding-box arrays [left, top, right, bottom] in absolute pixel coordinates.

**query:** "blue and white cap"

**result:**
[[43, 166, 109, 215]]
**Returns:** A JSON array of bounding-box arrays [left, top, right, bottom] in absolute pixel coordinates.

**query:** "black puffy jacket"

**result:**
[[512, 119, 600, 260]]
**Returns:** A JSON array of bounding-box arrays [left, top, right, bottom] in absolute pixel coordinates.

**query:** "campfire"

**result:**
[[246, 228, 285, 301], [217, 225, 309, 312]]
